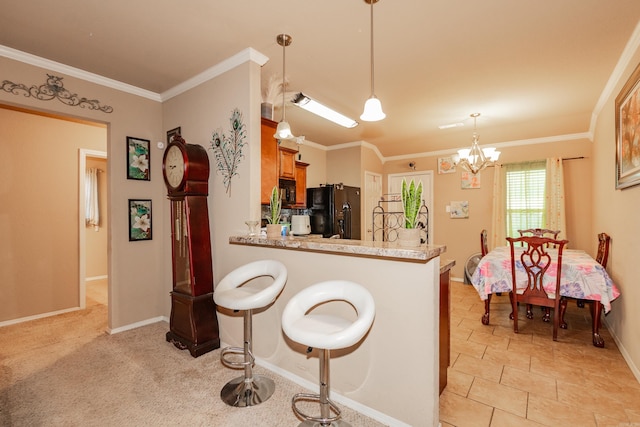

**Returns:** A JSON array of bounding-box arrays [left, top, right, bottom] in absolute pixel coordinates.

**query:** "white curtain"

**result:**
[[85, 168, 100, 231], [545, 157, 567, 241], [490, 163, 506, 250]]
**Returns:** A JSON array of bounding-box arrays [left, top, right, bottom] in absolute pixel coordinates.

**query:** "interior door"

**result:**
[[388, 171, 434, 244]]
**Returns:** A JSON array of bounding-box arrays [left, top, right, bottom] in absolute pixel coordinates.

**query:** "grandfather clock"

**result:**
[[162, 136, 220, 357]]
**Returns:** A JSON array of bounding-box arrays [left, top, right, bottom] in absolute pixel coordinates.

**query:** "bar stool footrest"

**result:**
[[220, 346, 254, 368], [292, 392, 342, 425]]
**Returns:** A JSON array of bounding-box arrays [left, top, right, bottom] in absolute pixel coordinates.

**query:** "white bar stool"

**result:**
[[213, 260, 288, 407], [282, 280, 375, 427]]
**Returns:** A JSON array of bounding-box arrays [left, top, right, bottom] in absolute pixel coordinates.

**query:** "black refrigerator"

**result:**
[[307, 184, 361, 239]]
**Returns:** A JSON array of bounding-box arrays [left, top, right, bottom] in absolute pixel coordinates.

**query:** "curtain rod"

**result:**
[[492, 156, 586, 168]]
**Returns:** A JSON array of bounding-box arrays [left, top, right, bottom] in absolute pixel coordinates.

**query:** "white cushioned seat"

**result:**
[[214, 259, 287, 311], [282, 280, 375, 350]]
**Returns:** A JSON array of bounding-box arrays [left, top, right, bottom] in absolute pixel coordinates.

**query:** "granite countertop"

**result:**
[[229, 234, 446, 263]]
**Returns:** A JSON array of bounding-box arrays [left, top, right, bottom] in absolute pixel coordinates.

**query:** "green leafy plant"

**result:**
[[401, 178, 423, 229], [267, 186, 281, 224]]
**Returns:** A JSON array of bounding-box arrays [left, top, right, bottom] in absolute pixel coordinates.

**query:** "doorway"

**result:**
[[79, 149, 108, 309]]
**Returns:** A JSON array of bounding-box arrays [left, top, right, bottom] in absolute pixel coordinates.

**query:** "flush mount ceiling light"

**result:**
[[292, 92, 359, 128], [360, 0, 386, 122], [452, 113, 501, 174], [273, 33, 297, 141]]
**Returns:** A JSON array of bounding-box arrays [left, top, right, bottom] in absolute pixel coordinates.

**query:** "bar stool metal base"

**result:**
[[220, 375, 275, 407]]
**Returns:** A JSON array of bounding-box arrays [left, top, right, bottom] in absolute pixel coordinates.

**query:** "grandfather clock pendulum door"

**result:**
[[162, 136, 220, 357]]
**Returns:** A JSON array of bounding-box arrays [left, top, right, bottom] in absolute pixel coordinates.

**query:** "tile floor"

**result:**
[[439, 281, 640, 427]]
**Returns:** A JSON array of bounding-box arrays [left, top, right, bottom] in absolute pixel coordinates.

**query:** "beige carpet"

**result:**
[[0, 281, 387, 426]]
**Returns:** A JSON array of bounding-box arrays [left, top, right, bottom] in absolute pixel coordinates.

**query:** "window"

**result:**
[[505, 161, 546, 238]]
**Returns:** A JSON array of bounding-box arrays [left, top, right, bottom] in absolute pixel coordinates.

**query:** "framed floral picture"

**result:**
[[615, 63, 640, 189], [450, 201, 469, 219], [126, 136, 150, 181], [461, 171, 481, 189], [128, 199, 152, 241], [438, 157, 456, 174]]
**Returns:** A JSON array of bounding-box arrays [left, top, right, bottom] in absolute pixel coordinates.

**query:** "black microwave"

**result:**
[[279, 178, 296, 206]]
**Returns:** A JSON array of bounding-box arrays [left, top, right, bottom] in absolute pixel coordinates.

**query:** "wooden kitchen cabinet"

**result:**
[[261, 118, 309, 205], [278, 146, 297, 179], [261, 118, 278, 204], [294, 161, 309, 208], [439, 261, 453, 395]]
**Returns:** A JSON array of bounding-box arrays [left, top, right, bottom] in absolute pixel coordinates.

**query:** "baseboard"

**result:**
[[256, 357, 413, 427], [108, 316, 167, 335], [604, 318, 640, 383], [0, 306, 81, 328]]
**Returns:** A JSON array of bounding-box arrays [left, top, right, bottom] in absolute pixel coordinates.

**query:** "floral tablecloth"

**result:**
[[470, 246, 621, 313]]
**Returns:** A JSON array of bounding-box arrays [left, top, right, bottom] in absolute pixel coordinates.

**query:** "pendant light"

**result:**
[[452, 113, 500, 174], [360, 0, 386, 122], [274, 34, 296, 140]]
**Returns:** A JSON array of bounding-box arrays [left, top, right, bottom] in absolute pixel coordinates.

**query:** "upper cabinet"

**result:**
[[261, 118, 309, 206], [278, 147, 297, 179]]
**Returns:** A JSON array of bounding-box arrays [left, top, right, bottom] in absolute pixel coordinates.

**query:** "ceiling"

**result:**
[[2, 1, 640, 158]]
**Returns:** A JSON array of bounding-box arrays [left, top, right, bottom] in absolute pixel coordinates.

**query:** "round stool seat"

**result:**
[[282, 280, 375, 350], [214, 260, 287, 310]]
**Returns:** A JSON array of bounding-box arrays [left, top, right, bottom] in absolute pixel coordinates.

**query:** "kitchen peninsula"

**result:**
[[223, 234, 451, 427]]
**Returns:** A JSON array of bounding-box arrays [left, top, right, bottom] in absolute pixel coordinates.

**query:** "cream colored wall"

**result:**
[[327, 145, 361, 186], [592, 49, 640, 378], [0, 107, 107, 321], [85, 157, 108, 278], [383, 139, 593, 279], [297, 142, 327, 188], [0, 56, 165, 329]]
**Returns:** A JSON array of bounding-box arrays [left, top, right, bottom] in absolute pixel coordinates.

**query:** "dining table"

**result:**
[[470, 245, 621, 347]]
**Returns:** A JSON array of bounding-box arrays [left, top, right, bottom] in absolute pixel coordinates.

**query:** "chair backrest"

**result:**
[[595, 232, 611, 268], [480, 229, 489, 257], [517, 228, 560, 239], [506, 236, 568, 308]]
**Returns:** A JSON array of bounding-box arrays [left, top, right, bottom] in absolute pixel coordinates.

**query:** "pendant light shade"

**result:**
[[361, 0, 385, 122], [274, 33, 296, 140], [361, 95, 385, 122], [274, 121, 293, 140]]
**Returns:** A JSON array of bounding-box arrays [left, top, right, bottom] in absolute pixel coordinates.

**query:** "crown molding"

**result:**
[[0, 45, 270, 104], [0, 44, 161, 102], [590, 20, 640, 135], [161, 48, 269, 101], [384, 132, 592, 162]]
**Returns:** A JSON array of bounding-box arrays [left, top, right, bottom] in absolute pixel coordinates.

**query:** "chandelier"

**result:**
[[452, 113, 500, 174]]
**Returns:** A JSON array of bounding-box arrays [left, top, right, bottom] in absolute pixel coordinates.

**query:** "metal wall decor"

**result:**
[[210, 108, 247, 195], [1, 74, 113, 113]]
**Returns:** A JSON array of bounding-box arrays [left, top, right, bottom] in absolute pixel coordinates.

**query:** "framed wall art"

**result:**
[[128, 199, 152, 241], [461, 171, 481, 189], [450, 201, 469, 219], [167, 127, 181, 144], [126, 136, 150, 181], [615, 63, 640, 189], [438, 157, 456, 174]]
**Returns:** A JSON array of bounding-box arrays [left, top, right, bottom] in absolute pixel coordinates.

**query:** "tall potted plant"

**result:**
[[266, 186, 282, 238], [398, 178, 423, 246]]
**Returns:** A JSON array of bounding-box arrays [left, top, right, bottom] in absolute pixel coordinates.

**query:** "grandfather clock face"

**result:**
[[171, 199, 192, 294]]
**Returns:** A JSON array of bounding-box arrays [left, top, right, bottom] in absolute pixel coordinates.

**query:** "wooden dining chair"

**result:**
[[517, 228, 561, 239], [480, 229, 489, 257], [506, 235, 569, 341], [577, 232, 611, 308]]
